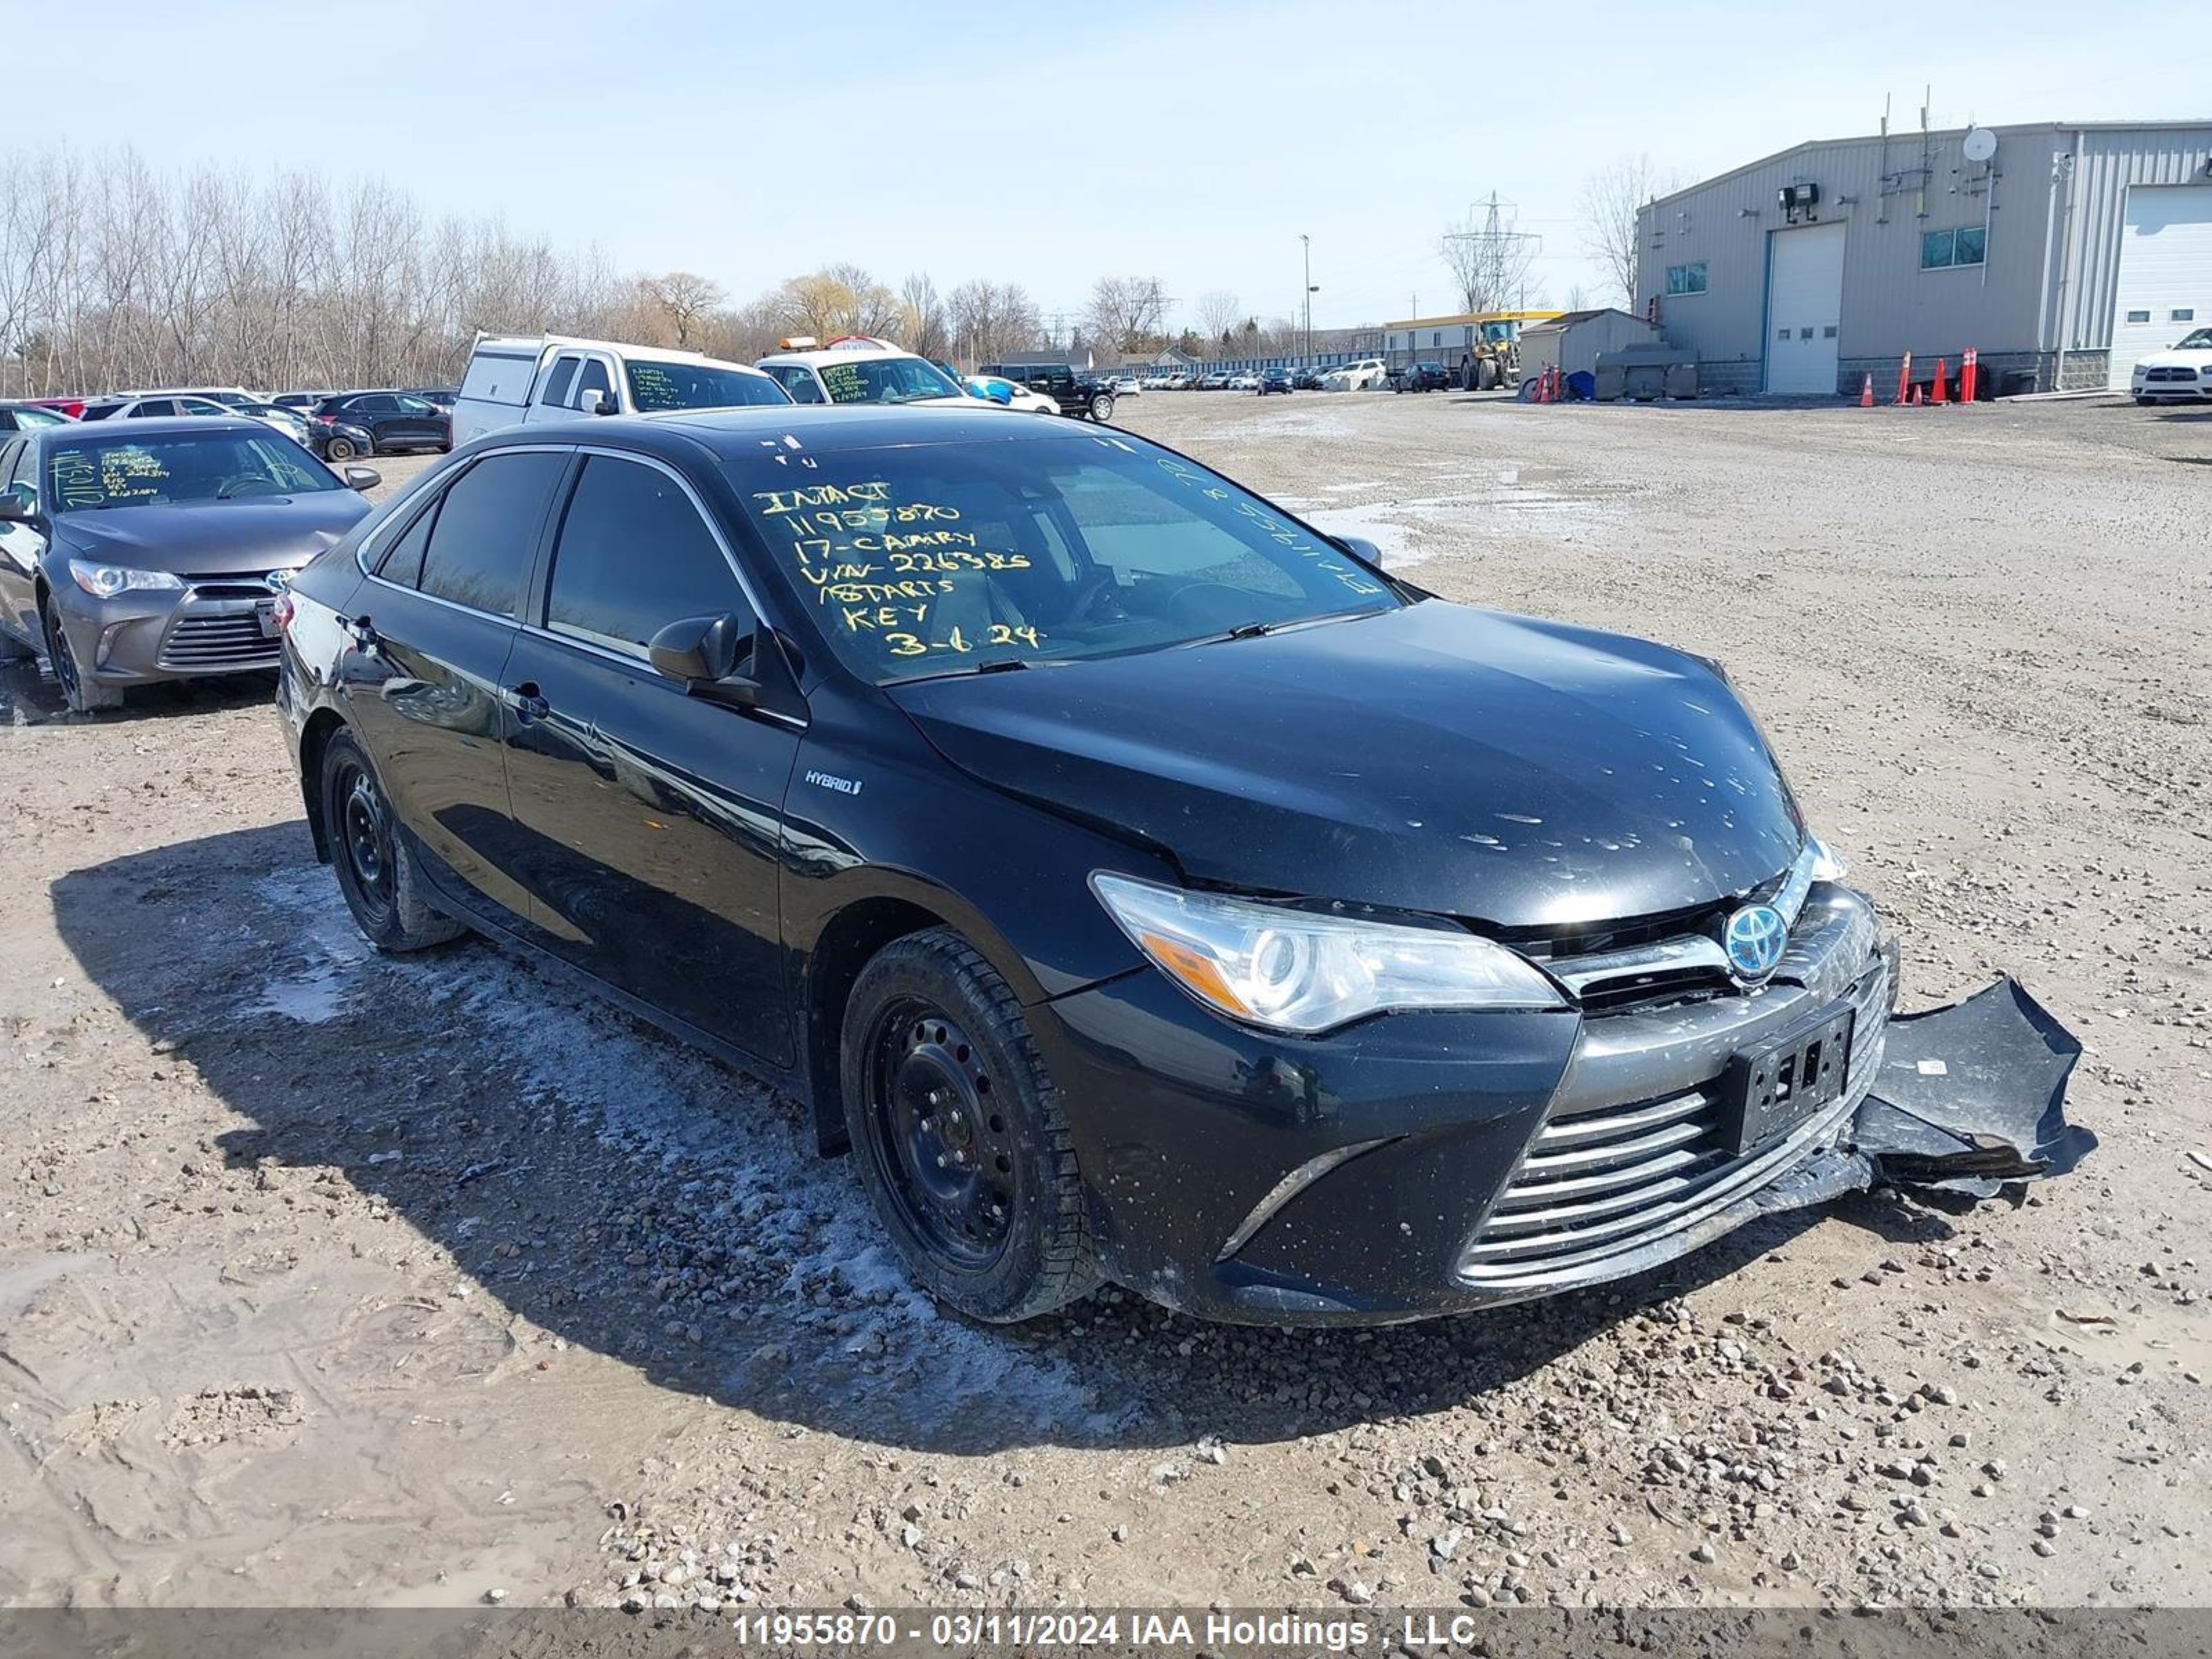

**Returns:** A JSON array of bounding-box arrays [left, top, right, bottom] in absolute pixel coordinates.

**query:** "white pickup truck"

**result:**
[[449, 334, 790, 447]]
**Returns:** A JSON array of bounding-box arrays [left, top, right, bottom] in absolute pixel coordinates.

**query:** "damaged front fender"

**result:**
[[1850, 976, 2097, 1197]]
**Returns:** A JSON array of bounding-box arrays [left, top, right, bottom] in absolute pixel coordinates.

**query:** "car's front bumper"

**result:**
[[1032, 885, 2088, 1324], [50, 575, 283, 684], [2132, 373, 2209, 400]]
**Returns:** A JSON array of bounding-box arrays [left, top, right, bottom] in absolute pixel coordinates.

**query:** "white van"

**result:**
[[449, 334, 789, 446]]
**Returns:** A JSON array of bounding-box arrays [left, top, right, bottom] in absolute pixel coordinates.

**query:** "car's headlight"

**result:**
[[69, 559, 185, 599], [1091, 872, 1564, 1033]]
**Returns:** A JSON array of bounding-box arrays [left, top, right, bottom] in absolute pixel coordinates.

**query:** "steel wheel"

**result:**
[[865, 1000, 1018, 1270], [333, 756, 395, 929], [325, 435, 357, 461]]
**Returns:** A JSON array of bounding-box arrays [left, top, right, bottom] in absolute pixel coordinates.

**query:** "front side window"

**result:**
[[44, 432, 339, 511], [545, 456, 747, 658], [1921, 226, 1985, 269], [2176, 327, 2212, 348], [732, 431, 1397, 684], [624, 360, 789, 412], [576, 359, 615, 407], [814, 355, 962, 405], [415, 451, 567, 617], [1666, 263, 1707, 296], [540, 356, 581, 409]]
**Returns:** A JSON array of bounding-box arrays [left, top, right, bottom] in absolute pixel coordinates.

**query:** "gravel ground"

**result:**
[[1, 392, 2206, 1615]]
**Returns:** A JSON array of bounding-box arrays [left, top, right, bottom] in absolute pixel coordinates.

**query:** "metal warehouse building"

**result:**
[[1636, 120, 2212, 397]]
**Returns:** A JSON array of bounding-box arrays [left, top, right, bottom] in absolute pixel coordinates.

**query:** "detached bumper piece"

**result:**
[[1850, 976, 2097, 1196]]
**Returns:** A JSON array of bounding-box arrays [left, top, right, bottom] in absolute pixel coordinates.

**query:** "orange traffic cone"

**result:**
[[1960, 347, 1978, 403], [1894, 351, 1913, 405], [1911, 384, 1922, 406], [1860, 373, 1875, 408], [1932, 357, 1949, 404]]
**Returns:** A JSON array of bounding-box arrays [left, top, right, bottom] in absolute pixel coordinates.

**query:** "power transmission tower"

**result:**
[[1443, 191, 1541, 312]]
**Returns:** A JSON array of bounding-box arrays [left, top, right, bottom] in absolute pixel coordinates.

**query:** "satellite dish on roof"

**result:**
[[1962, 126, 1998, 163]]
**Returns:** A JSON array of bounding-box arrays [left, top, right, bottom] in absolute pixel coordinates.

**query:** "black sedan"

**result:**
[[0, 417, 378, 711], [1256, 366, 1294, 395], [276, 407, 2090, 1324], [309, 391, 451, 458]]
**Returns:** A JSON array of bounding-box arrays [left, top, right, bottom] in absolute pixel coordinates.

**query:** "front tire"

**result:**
[[324, 435, 358, 461], [841, 928, 1097, 1323], [1087, 392, 1115, 422], [321, 728, 463, 953], [41, 595, 122, 712]]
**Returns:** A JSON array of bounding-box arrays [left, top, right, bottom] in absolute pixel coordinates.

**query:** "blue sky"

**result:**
[[5, 0, 2198, 328]]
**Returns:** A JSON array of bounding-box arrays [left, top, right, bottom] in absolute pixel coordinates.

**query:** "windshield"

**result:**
[[625, 359, 791, 412], [815, 355, 964, 405], [2177, 328, 2212, 350], [732, 431, 1398, 683], [45, 431, 339, 511]]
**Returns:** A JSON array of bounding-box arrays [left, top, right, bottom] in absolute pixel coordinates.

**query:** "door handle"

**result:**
[[504, 682, 550, 721], [348, 614, 381, 652]]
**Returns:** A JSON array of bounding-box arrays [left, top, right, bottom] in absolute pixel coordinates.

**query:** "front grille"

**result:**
[[158, 610, 277, 672], [2145, 366, 2199, 382], [1459, 955, 1891, 1290]]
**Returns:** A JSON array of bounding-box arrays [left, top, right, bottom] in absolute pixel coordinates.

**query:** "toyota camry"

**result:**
[[275, 407, 2092, 1324]]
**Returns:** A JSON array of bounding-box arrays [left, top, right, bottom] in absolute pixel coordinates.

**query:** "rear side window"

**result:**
[[771, 366, 823, 404], [375, 499, 438, 588], [417, 451, 567, 617], [545, 456, 747, 658]]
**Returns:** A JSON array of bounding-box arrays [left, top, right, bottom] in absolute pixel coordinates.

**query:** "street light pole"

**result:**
[[1300, 233, 1313, 369]]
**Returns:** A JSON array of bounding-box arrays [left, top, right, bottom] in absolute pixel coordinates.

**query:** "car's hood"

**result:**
[[53, 491, 371, 575], [890, 600, 1806, 930]]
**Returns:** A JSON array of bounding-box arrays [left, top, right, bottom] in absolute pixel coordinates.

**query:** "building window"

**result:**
[[1920, 225, 1987, 270], [2174, 309, 2196, 322], [1666, 263, 1707, 296], [1431, 331, 1443, 347], [2126, 309, 2152, 324]]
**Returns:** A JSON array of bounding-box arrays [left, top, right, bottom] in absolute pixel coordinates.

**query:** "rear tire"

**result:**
[[1087, 392, 1115, 422], [841, 928, 1098, 1323], [320, 727, 464, 953], [41, 595, 122, 712], [324, 435, 358, 461]]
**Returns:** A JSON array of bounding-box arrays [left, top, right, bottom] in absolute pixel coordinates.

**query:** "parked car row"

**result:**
[[1126, 363, 1395, 393]]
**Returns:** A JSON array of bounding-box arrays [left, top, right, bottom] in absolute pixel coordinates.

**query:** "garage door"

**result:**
[[2107, 184, 2212, 389], [1765, 222, 1847, 395]]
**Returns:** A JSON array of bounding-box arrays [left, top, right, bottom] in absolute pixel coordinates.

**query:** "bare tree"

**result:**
[[1193, 289, 1241, 348], [644, 271, 724, 347], [1581, 154, 1684, 308], [899, 271, 947, 360], [1082, 275, 1168, 355]]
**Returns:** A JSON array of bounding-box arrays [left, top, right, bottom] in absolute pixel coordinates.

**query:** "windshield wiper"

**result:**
[[1222, 620, 1280, 640]]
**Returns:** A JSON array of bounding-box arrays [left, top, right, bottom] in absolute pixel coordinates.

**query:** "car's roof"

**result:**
[[756, 344, 923, 368], [487, 404, 1089, 460], [31, 414, 279, 442]]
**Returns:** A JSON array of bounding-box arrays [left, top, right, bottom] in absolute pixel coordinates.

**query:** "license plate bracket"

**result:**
[[255, 601, 278, 638], [1720, 1003, 1855, 1155]]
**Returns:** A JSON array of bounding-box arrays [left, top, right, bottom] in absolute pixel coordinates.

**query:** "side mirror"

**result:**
[[648, 613, 758, 707], [581, 389, 617, 416], [342, 465, 382, 491], [1335, 533, 1385, 569], [0, 485, 39, 525]]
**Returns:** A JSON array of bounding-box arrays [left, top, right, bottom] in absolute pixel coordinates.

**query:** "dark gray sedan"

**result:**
[[0, 416, 379, 711]]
